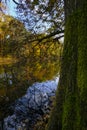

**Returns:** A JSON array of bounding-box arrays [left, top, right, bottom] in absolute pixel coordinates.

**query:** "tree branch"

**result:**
[[28, 30, 64, 43], [38, 30, 64, 42], [53, 35, 64, 42], [12, 0, 22, 5]]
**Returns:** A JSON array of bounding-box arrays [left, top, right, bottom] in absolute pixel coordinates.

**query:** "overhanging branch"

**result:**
[[53, 35, 64, 42], [39, 30, 64, 42], [12, 0, 22, 5], [28, 30, 64, 43]]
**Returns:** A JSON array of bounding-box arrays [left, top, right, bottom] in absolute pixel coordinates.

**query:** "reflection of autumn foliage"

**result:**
[[0, 16, 62, 118], [0, 7, 63, 121], [0, 15, 62, 110], [20, 40, 63, 82]]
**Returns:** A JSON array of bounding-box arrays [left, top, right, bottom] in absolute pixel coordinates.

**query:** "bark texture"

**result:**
[[77, 1, 87, 129], [46, 0, 87, 130]]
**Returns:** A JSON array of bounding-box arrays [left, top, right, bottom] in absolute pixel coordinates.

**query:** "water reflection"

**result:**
[[0, 56, 60, 120]]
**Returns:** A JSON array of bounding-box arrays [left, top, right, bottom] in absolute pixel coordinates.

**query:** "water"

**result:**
[[3, 76, 59, 130], [0, 59, 59, 120]]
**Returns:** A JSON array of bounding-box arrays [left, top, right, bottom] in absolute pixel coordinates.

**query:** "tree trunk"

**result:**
[[77, 1, 87, 129], [46, 0, 87, 130]]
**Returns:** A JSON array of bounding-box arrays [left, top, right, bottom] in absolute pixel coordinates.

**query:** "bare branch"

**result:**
[[38, 30, 64, 43], [53, 35, 64, 42], [12, 0, 22, 5], [27, 30, 64, 44]]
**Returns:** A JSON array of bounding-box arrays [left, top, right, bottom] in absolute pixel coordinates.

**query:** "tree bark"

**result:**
[[46, 0, 87, 130], [77, 1, 87, 129]]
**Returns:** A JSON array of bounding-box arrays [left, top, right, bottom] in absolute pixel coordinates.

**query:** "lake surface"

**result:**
[[0, 58, 59, 120]]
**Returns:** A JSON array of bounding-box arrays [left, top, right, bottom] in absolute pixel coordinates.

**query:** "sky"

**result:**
[[4, 0, 64, 42], [6, 0, 17, 17]]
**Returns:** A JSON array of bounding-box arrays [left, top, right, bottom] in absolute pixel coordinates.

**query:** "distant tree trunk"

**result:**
[[46, 0, 87, 130]]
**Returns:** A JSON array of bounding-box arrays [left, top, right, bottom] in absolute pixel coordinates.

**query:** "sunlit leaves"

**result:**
[[0, 13, 63, 83]]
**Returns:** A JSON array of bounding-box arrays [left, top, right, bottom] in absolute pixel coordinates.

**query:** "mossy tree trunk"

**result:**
[[77, 1, 87, 129], [46, 0, 87, 130]]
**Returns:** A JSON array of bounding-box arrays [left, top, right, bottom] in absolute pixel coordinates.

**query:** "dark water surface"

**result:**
[[0, 59, 59, 120]]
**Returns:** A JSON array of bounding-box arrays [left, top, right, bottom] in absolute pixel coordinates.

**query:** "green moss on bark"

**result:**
[[77, 1, 87, 129], [46, 12, 80, 130], [62, 13, 80, 130], [46, 1, 87, 130]]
